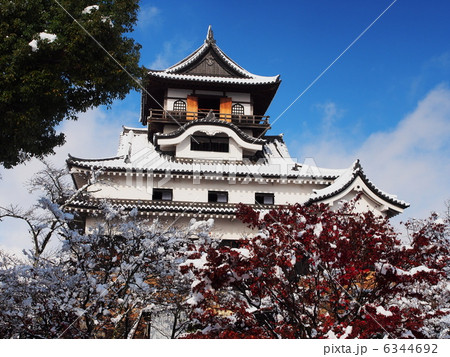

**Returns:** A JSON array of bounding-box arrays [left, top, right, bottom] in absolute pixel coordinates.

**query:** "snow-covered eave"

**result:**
[[122, 125, 147, 133], [161, 28, 280, 82], [146, 71, 280, 85], [306, 160, 410, 212], [66, 158, 342, 181], [67, 154, 125, 166], [154, 118, 266, 145], [65, 198, 276, 217], [156, 126, 263, 153]]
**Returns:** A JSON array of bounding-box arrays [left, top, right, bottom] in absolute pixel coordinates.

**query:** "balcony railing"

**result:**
[[148, 109, 270, 126]]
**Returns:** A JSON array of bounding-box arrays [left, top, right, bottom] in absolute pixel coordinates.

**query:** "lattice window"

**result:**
[[173, 99, 186, 112], [232, 103, 244, 115]]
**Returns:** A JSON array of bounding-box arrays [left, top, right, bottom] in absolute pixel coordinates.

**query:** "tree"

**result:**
[[182, 201, 450, 338], [0, 163, 211, 338], [0, 0, 143, 168]]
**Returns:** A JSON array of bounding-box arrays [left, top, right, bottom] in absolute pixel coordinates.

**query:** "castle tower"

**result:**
[[67, 27, 408, 240]]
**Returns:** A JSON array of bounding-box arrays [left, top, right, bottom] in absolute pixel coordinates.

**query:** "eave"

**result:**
[[306, 160, 409, 217]]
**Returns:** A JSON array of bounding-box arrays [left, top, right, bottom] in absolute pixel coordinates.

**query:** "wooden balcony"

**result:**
[[147, 109, 270, 127]]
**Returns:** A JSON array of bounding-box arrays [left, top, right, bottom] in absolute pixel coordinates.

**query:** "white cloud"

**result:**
[[316, 101, 344, 130], [137, 5, 160, 29], [0, 108, 122, 256], [148, 40, 194, 70], [296, 85, 450, 222]]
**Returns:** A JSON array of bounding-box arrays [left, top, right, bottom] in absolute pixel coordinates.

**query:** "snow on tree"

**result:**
[[0, 0, 143, 168], [0, 163, 211, 338], [181, 200, 450, 338]]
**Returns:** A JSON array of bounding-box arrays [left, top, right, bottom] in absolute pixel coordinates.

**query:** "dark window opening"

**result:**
[[173, 99, 186, 112], [218, 239, 240, 248], [191, 134, 229, 152], [255, 193, 274, 205], [198, 96, 220, 112], [153, 188, 173, 201], [208, 191, 228, 203], [232, 103, 245, 115]]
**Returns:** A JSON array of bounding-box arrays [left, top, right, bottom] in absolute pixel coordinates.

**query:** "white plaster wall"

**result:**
[[152, 177, 324, 204], [336, 191, 385, 216], [167, 88, 190, 98], [87, 173, 326, 205], [227, 92, 251, 115], [226, 92, 250, 102], [85, 215, 257, 241], [195, 90, 223, 96], [166, 89, 190, 111]]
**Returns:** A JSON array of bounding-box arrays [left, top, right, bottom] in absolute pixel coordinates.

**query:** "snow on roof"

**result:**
[[307, 160, 409, 209], [146, 26, 280, 85], [67, 126, 345, 179], [68, 198, 250, 216], [155, 118, 266, 144], [146, 71, 280, 85]]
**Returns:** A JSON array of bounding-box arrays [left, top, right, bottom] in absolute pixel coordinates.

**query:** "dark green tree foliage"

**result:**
[[0, 0, 143, 168]]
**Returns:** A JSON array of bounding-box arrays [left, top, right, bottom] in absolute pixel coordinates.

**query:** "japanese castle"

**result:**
[[67, 27, 408, 240]]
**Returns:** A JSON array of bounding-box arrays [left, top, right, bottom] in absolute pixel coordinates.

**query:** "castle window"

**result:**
[[191, 133, 229, 152], [219, 239, 240, 248], [153, 188, 173, 201], [173, 100, 186, 112], [208, 191, 228, 203], [255, 193, 274, 205], [232, 103, 245, 115]]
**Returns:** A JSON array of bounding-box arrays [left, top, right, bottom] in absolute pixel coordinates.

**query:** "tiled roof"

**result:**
[[146, 71, 280, 85], [67, 127, 345, 179], [66, 198, 274, 217], [306, 160, 410, 209], [155, 118, 266, 145], [146, 26, 280, 86]]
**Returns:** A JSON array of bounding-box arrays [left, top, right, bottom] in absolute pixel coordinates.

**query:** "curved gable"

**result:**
[[307, 160, 409, 217]]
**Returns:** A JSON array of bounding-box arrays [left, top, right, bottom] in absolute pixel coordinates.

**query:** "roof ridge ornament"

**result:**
[[205, 25, 215, 44]]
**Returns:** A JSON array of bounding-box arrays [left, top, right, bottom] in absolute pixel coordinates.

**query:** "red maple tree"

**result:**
[[181, 200, 449, 338]]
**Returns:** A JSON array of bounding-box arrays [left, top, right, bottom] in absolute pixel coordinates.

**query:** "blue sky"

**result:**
[[1, 0, 450, 254]]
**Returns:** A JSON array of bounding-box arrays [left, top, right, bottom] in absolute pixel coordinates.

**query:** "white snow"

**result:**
[[313, 222, 323, 237], [232, 248, 251, 258], [28, 32, 57, 52], [189, 218, 214, 231], [39, 32, 57, 42], [311, 161, 356, 199], [82, 5, 99, 14], [101, 16, 114, 27], [340, 325, 353, 339], [397, 265, 434, 276], [96, 284, 108, 296], [376, 262, 435, 276], [376, 306, 393, 317]]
